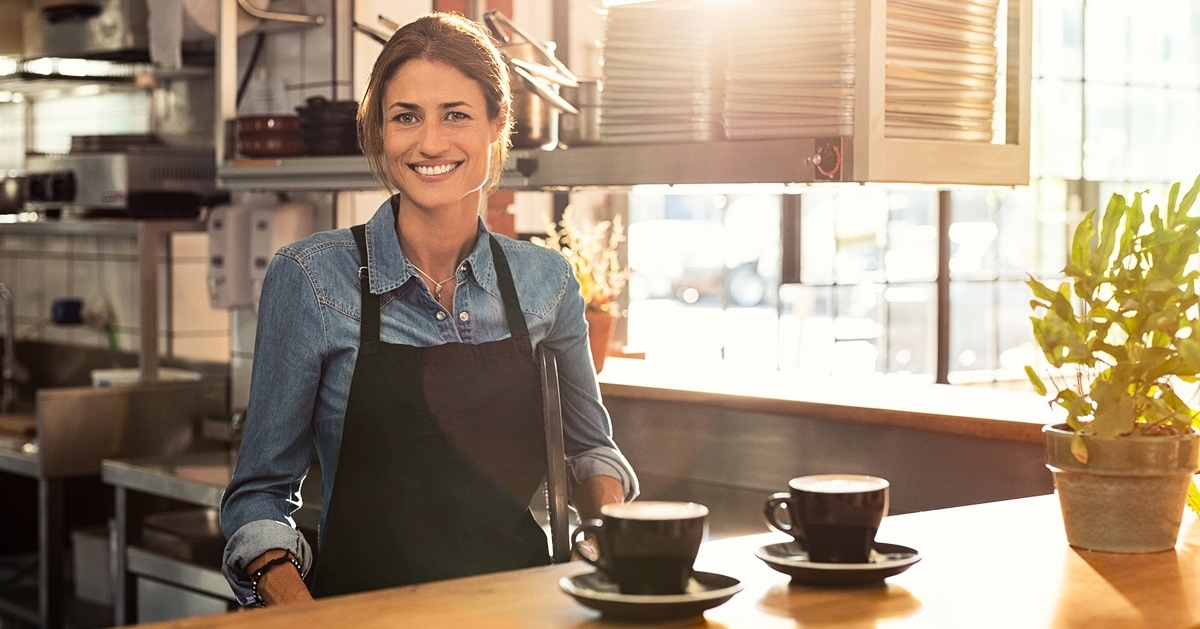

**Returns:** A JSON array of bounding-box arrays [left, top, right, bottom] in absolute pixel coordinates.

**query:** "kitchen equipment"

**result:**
[[249, 201, 314, 307], [558, 79, 602, 147], [24, 137, 216, 218], [235, 114, 304, 158], [295, 97, 361, 156], [23, 0, 213, 61], [206, 204, 254, 308], [483, 11, 579, 150]]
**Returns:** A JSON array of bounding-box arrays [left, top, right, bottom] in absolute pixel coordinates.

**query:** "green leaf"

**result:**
[[1095, 194, 1126, 276], [1179, 338, 1200, 375], [1070, 433, 1089, 464], [1176, 175, 1200, 224], [1091, 379, 1136, 437], [1188, 481, 1200, 517], [1027, 277, 1063, 307], [1025, 366, 1047, 396], [1072, 209, 1097, 276]]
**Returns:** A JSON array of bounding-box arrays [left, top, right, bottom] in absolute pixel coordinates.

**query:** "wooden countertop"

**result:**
[[597, 358, 1058, 443], [127, 494, 1200, 628]]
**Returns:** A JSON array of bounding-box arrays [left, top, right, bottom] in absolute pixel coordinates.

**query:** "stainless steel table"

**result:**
[[101, 452, 323, 626]]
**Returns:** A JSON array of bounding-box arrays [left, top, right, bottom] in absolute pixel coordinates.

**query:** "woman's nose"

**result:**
[[417, 122, 449, 154]]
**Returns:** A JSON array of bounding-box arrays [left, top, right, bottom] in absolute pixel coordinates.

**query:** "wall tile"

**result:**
[[174, 334, 231, 363], [172, 261, 228, 333]]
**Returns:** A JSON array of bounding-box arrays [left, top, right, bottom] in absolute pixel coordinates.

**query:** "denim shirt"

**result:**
[[220, 199, 639, 605]]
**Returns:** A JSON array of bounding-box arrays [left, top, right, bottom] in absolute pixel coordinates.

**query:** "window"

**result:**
[[621, 0, 1200, 385]]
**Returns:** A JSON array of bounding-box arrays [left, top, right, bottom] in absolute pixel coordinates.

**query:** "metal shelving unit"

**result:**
[[212, 0, 1031, 193]]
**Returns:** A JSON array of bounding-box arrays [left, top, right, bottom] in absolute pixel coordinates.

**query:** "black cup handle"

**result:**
[[764, 492, 807, 549], [571, 519, 606, 571]]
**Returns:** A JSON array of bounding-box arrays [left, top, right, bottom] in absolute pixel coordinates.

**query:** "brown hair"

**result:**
[[357, 12, 512, 193]]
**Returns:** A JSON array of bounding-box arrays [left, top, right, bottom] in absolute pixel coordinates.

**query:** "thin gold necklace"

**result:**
[[410, 263, 456, 303]]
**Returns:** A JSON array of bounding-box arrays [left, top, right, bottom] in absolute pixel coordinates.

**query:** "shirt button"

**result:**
[[459, 311, 469, 322], [436, 311, 446, 321]]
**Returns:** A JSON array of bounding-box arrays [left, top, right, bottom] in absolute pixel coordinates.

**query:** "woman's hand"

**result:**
[[570, 475, 624, 562], [247, 550, 314, 606]]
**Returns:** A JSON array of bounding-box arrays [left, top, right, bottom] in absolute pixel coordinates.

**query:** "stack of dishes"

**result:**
[[884, 0, 999, 141], [599, 0, 722, 144], [236, 115, 303, 158], [723, 0, 857, 140], [296, 97, 361, 156]]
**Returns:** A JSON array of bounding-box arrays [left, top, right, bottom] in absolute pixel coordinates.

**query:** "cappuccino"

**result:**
[[765, 474, 890, 564]]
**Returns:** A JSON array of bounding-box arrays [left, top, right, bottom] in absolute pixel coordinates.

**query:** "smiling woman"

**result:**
[[218, 11, 638, 609]]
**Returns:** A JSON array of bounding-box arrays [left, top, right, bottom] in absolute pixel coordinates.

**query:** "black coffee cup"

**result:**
[[764, 474, 889, 564], [571, 501, 708, 595]]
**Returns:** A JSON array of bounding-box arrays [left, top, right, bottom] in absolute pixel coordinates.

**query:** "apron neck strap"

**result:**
[[488, 235, 532, 351], [350, 224, 380, 343]]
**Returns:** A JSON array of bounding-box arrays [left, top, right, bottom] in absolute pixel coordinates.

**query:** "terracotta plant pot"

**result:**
[[585, 310, 617, 374], [1043, 424, 1200, 553]]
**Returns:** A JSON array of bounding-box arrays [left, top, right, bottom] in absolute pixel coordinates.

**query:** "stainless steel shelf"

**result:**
[[217, 155, 376, 191], [126, 546, 235, 601], [0, 217, 205, 236], [214, 138, 844, 192], [503, 138, 842, 190]]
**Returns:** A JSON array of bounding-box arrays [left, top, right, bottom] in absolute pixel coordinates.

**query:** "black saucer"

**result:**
[[755, 541, 921, 586], [559, 570, 743, 621]]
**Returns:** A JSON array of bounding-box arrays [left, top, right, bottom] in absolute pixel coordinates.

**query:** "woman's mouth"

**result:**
[[411, 162, 461, 176]]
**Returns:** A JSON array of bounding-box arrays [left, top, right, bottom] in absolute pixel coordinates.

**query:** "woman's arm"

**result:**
[[220, 251, 326, 605]]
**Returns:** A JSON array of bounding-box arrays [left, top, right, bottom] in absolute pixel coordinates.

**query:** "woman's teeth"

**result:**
[[413, 163, 458, 176]]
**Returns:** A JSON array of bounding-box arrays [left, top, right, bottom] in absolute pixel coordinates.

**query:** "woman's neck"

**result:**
[[394, 196, 481, 279]]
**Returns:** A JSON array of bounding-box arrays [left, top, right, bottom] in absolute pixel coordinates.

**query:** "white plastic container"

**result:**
[[90, 368, 203, 388]]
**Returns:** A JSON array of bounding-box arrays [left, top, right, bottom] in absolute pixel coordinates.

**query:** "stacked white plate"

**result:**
[[724, 0, 858, 140], [884, 0, 1000, 141], [600, 0, 723, 144]]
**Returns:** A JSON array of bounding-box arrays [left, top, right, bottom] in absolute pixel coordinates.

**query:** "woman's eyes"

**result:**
[[392, 111, 470, 125]]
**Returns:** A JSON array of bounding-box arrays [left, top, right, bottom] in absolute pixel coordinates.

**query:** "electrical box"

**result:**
[[249, 202, 314, 308], [206, 204, 254, 309]]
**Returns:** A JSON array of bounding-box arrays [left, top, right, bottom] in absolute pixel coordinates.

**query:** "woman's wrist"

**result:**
[[247, 550, 312, 606]]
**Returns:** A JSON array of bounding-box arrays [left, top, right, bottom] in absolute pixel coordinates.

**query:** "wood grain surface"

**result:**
[[128, 494, 1200, 628]]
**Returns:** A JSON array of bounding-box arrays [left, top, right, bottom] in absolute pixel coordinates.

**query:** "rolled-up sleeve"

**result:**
[[568, 446, 639, 500], [221, 520, 313, 605]]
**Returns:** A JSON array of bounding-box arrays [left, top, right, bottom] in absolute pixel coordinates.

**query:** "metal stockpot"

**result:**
[[485, 11, 578, 150]]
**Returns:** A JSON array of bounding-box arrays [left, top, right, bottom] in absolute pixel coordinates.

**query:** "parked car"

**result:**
[[627, 212, 778, 308]]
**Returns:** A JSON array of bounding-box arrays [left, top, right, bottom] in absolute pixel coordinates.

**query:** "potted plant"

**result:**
[[533, 206, 630, 373], [1026, 174, 1200, 553]]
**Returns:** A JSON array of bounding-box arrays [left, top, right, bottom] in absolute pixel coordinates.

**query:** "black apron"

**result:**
[[310, 224, 551, 598]]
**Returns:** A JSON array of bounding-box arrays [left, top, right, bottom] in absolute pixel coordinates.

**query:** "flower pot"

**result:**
[[1043, 424, 1200, 553], [585, 310, 617, 374]]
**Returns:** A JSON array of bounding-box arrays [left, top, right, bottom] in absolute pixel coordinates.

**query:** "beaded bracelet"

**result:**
[[250, 553, 302, 606]]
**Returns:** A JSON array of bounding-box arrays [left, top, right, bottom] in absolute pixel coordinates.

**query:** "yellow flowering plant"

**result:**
[[532, 206, 630, 314]]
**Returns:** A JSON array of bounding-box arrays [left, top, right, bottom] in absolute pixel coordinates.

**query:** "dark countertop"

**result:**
[[596, 358, 1058, 443]]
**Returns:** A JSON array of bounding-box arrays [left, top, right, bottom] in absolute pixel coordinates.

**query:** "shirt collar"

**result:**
[[362, 195, 497, 297]]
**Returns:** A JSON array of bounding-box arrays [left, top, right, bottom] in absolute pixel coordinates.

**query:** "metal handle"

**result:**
[[353, 22, 389, 45], [483, 10, 577, 84], [509, 57, 578, 88], [236, 0, 324, 26], [540, 348, 571, 564], [512, 65, 579, 116]]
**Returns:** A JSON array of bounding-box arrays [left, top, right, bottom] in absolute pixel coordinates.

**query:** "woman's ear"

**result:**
[[491, 101, 509, 143]]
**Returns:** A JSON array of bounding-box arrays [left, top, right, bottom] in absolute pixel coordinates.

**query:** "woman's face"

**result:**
[[382, 58, 502, 212]]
